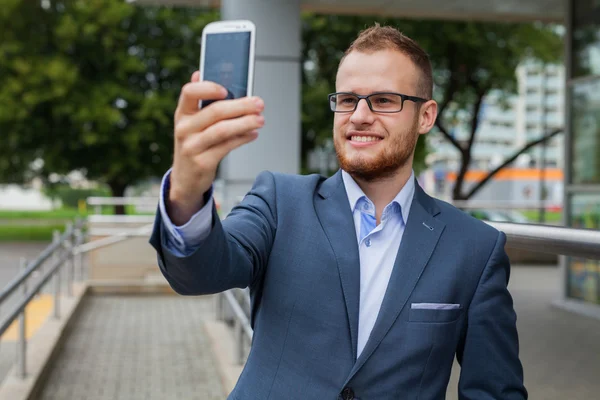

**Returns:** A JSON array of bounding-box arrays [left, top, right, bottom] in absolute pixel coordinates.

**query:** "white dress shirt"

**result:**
[[340, 170, 414, 356], [159, 169, 414, 357]]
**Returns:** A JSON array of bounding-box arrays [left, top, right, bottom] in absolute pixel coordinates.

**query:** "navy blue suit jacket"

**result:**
[[149, 170, 527, 399]]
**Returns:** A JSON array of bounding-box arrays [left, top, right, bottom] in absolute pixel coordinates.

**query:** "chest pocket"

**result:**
[[409, 306, 462, 323]]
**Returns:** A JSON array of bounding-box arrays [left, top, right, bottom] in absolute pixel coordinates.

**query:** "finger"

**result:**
[[191, 71, 200, 82], [176, 96, 264, 138], [176, 81, 228, 117], [196, 130, 259, 168], [180, 114, 264, 155]]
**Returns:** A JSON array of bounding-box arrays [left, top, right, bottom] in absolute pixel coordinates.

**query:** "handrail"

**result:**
[[0, 219, 84, 305], [487, 221, 600, 259], [223, 291, 253, 340], [0, 219, 86, 379], [452, 200, 562, 210], [222, 290, 253, 364], [0, 250, 70, 336], [0, 216, 152, 379], [76, 224, 154, 254]]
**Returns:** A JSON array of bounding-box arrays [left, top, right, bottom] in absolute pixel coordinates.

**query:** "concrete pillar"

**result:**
[[219, 0, 302, 215]]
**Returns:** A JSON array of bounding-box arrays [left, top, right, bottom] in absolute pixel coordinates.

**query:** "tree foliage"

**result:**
[[0, 0, 218, 210]]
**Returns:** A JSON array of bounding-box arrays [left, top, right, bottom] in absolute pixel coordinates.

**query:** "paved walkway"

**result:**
[[27, 266, 600, 400], [35, 295, 224, 400]]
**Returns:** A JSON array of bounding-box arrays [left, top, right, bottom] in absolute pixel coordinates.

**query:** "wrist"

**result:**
[[167, 184, 206, 226]]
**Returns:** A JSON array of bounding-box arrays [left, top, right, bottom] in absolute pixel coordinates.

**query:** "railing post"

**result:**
[[237, 319, 245, 365], [74, 227, 83, 282], [52, 230, 61, 319], [218, 293, 224, 321], [18, 257, 27, 378], [65, 222, 74, 297], [82, 228, 89, 281]]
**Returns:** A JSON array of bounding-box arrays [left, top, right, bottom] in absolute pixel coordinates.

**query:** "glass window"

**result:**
[[567, 193, 600, 304], [572, 0, 600, 77], [570, 78, 600, 184]]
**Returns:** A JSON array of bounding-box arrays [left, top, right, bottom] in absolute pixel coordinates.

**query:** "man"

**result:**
[[150, 24, 527, 399]]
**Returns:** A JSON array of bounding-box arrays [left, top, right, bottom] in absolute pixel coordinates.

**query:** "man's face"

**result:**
[[333, 49, 426, 182]]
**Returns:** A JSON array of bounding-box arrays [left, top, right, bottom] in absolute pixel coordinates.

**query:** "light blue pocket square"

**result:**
[[411, 303, 461, 310]]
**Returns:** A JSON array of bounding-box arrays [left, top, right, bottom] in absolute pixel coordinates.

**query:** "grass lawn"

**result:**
[[0, 206, 154, 241], [0, 224, 68, 241], [0, 209, 84, 219], [0, 205, 146, 219]]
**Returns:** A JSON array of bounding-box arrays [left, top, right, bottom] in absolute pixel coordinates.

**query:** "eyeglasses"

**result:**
[[328, 92, 428, 113]]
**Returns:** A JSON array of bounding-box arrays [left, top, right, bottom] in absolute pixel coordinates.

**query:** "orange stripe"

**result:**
[[446, 168, 563, 182]]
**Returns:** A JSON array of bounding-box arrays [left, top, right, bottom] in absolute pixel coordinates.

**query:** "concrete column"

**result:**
[[219, 0, 302, 215]]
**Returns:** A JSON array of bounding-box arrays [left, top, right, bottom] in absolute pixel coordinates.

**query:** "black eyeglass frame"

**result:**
[[328, 91, 429, 113]]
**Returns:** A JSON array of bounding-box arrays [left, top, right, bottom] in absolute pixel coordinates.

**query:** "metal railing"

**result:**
[[451, 200, 562, 210], [218, 220, 600, 365], [487, 221, 600, 259], [0, 216, 153, 380], [0, 219, 86, 378]]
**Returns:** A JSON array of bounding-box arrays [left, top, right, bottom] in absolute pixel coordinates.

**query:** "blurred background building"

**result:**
[[426, 62, 566, 204]]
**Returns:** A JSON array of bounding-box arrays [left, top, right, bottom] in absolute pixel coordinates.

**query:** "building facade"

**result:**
[[426, 62, 565, 205]]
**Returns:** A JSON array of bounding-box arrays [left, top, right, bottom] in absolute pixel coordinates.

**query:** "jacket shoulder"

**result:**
[[260, 171, 325, 195]]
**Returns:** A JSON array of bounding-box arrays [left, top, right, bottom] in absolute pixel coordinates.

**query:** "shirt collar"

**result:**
[[341, 169, 415, 224]]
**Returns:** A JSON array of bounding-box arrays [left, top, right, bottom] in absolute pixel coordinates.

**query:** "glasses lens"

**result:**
[[331, 93, 358, 112], [369, 93, 403, 112]]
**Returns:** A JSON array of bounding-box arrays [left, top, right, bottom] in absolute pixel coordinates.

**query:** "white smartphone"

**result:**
[[199, 20, 256, 108]]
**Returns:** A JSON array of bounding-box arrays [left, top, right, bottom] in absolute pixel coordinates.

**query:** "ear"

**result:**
[[418, 100, 438, 135]]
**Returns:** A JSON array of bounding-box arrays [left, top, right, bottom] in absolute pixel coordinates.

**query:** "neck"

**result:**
[[351, 165, 413, 224]]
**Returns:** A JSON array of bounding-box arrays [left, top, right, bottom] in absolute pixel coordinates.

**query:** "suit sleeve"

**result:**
[[158, 169, 214, 257], [149, 171, 277, 295], [457, 231, 528, 400]]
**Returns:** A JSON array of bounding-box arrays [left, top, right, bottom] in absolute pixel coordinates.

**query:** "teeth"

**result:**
[[351, 136, 380, 142]]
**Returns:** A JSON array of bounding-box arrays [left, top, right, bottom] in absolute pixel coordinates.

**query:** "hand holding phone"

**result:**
[[167, 21, 262, 225]]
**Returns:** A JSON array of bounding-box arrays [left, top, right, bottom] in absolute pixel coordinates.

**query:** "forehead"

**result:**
[[336, 49, 419, 94]]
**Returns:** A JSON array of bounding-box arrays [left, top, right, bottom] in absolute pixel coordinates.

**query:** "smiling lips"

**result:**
[[347, 132, 383, 146]]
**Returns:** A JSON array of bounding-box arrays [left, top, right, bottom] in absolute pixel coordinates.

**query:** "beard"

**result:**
[[334, 115, 420, 182]]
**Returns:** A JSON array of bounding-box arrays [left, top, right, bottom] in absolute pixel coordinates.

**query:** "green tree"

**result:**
[[0, 0, 218, 213], [300, 15, 563, 199]]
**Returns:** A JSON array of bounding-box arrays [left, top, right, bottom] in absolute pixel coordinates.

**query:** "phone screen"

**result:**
[[203, 32, 251, 101]]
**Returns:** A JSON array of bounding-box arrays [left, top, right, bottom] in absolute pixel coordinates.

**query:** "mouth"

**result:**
[[346, 131, 383, 146]]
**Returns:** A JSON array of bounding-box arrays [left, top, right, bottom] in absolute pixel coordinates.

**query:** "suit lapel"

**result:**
[[315, 170, 361, 360], [347, 183, 446, 381]]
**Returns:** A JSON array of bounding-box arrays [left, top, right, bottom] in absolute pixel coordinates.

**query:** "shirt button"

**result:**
[[365, 238, 371, 247]]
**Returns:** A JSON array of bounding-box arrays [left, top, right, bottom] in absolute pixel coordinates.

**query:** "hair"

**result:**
[[340, 23, 433, 100]]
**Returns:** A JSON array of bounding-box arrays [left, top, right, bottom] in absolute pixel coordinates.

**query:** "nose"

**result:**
[[349, 98, 375, 125]]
